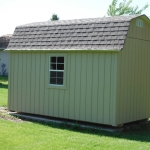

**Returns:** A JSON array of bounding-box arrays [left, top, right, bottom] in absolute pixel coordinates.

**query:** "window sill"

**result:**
[[46, 85, 67, 90]]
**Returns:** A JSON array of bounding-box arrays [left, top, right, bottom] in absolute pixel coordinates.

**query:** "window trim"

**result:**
[[46, 53, 67, 89]]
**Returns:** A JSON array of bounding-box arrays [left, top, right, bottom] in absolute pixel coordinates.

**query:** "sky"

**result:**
[[0, 0, 149, 36]]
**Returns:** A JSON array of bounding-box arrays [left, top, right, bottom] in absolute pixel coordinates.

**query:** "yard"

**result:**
[[1, 76, 150, 149], [0, 76, 8, 106]]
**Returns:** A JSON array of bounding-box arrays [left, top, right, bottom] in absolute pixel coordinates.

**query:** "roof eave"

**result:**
[[5, 49, 121, 52]]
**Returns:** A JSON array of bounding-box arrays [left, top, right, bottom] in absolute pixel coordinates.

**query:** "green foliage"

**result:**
[[50, 13, 59, 21], [107, 0, 149, 16], [0, 76, 8, 106]]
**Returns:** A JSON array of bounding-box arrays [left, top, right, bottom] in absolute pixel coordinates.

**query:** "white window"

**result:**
[[49, 56, 64, 85], [46, 53, 67, 89], [136, 19, 143, 27]]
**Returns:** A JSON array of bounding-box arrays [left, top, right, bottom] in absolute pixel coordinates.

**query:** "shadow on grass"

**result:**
[[0, 76, 8, 82], [0, 83, 8, 89], [17, 114, 150, 143], [0, 76, 8, 89]]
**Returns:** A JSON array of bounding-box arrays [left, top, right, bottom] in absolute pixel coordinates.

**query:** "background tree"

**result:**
[[50, 13, 59, 21], [107, 0, 149, 16]]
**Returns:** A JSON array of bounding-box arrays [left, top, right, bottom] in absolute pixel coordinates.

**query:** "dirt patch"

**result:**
[[0, 108, 24, 122]]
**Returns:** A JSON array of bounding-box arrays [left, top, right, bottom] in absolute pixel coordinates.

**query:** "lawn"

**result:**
[[0, 75, 8, 106], [1, 76, 150, 149], [1, 118, 150, 150]]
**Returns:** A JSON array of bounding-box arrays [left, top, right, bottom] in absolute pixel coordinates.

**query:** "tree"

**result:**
[[50, 13, 59, 21], [107, 0, 149, 16]]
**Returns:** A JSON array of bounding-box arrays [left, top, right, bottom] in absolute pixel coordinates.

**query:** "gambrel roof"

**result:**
[[6, 14, 148, 51]]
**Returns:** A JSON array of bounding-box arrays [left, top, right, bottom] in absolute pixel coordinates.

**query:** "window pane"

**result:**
[[50, 71, 56, 77], [57, 57, 64, 63], [57, 78, 63, 85], [50, 78, 56, 84], [49, 56, 65, 86], [57, 64, 64, 70], [50, 64, 56, 70], [51, 57, 56, 63], [57, 72, 63, 78]]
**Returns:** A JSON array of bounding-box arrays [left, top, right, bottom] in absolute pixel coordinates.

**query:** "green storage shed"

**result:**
[[6, 14, 150, 126]]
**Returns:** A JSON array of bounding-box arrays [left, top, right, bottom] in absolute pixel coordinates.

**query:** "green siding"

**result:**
[[116, 17, 150, 125], [86, 53, 93, 122], [91, 53, 99, 123], [80, 53, 87, 120], [8, 51, 118, 126]]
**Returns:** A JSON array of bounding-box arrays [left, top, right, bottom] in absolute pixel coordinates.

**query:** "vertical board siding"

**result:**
[[103, 54, 111, 124], [30, 53, 36, 114], [39, 53, 45, 115], [69, 53, 76, 119], [17, 53, 23, 111], [48, 89, 54, 116], [53, 89, 59, 116], [34, 53, 40, 114], [128, 18, 150, 41], [79, 53, 87, 120], [97, 53, 105, 123], [110, 54, 117, 126], [85, 53, 93, 122], [116, 17, 150, 125], [9, 51, 118, 125], [117, 38, 150, 124], [58, 90, 65, 118], [91, 53, 99, 123], [21, 54, 27, 112], [63, 53, 70, 119], [26, 53, 31, 113], [43, 53, 49, 116], [74, 53, 81, 120]]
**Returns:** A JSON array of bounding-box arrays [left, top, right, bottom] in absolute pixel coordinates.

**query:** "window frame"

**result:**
[[46, 53, 67, 89]]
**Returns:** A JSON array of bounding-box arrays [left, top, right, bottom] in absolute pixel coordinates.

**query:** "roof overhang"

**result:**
[[5, 49, 121, 52]]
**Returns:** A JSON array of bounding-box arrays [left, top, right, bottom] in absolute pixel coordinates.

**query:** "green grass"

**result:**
[[0, 76, 8, 106], [0, 120, 150, 150], [1, 119, 150, 150], [1, 76, 150, 149]]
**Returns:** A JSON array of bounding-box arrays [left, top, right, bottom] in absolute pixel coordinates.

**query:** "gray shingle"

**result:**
[[7, 14, 146, 50]]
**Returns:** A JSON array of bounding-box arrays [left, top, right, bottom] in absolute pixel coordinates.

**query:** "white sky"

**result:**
[[0, 0, 149, 36]]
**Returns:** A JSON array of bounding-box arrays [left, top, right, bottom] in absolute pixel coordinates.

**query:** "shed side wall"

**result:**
[[8, 51, 118, 126], [116, 18, 150, 125]]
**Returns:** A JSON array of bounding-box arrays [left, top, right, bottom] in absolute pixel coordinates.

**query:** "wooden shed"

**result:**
[[6, 14, 150, 127]]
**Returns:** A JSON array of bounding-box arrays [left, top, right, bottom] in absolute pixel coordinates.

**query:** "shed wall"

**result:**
[[8, 51, 118, 126], [116, 18, 150, 125], [128, 17, 150, 41]]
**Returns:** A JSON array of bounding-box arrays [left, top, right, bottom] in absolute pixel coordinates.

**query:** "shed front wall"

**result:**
[[8, 51, 118, 126], [116, 17, 150, 125]]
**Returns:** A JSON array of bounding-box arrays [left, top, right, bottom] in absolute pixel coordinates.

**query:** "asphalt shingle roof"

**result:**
[[7, 15, 143, 51]]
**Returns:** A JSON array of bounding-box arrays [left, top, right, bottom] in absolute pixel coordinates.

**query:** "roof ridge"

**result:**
[[17, 14, 142, 27]]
